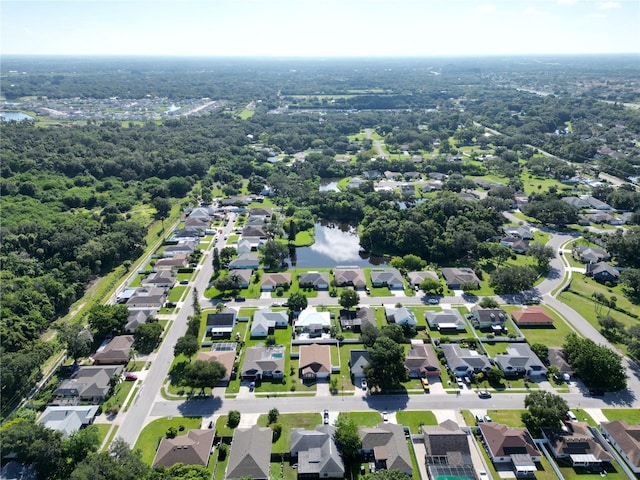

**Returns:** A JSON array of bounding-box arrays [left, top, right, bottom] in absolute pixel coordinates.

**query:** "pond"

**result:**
[[319, 178, 341, 192], [289, 222, 387, 268], [0, 112, 35, 122]]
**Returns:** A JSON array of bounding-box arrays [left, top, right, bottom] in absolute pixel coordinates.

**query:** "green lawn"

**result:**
[[134, 416, 202, 465], [167, 285, 188, 302], [601, 408, 640, 424], [502, 305, 576, 346], [395, 410, 437, 433], [487, 409, 526, 427], [101, 380, 135, 413], [558, 460, 628, 480], [94, 423, 112, 445], [338, 411, 382, 427], [238, 108, 255, 119], [257, 412, 322, 454]]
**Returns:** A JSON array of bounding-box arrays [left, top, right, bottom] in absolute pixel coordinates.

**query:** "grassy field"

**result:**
[[167, 285, 188, 302], [238, 108, 255, 119], [487, 409, 526, 427], [601, 408, 640, 423], [395, 410, 437, 433], [338, 411, 382, 427], [134, 416, 202, 465], [502, 305, 576, 346], [257, 412, 322, 454]]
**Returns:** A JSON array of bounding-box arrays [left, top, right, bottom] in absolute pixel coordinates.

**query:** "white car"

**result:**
[[361, 378, 367, 390]]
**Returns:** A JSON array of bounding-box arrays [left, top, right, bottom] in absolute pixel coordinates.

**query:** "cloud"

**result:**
[[475, 4, 496, 13], [524, 6, 547, 15], [557, 0, 578, 4], [588, 12, 608, 17], [598, 1, 620, 9]]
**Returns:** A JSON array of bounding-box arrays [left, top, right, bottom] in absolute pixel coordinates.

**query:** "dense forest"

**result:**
[[1, 55, 640, 415]]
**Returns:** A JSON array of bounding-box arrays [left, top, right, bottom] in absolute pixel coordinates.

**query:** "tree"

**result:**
[[563, 333, 626, 391], [70, 438, 150, 480], [152, 197, 172, 219], [287, 292, 308, 312], [485, 367, 505, 386], [479, 297, 499, 309], [522, 198, 578, 226], [364, 336, 407, 392], [461, 281, 479, 293], [530, 343, 549, 363], [288, 219, 297, 244], [360, 323, 380, 347], [58, 324, 93, 361], [219, 246, 237, 265], [212, 247, 221, 275], [620, 268, 640, 300], [182, 359, 227, 394], [192, 287, 201, 317], [489, 266, 538, 294], [380, 324, 405, 344], [227, 410, 241, 428], [87, 304, 129, 336], [334, 414, 361, 463], [521, 391, 569, 433], [339, 289, 360, 310], [268, 407, 279, 424], [213, 274, 240, 296], [151, 463, 210, 480], [174, 335, 200, 360], [420, 278, 442, 295], [134, 322, 163, 354], [261, 240, 289, 271], [402, 254, 426, 271], [64, 425, 100, 466], [527, 243, 556, 270]]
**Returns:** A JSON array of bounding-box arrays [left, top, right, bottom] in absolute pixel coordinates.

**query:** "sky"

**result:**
[[1, 0, 639, 57]]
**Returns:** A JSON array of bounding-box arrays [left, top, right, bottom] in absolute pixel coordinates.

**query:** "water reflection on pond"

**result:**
[[318, 178, 340, 192], [289, 222, 387, 268]]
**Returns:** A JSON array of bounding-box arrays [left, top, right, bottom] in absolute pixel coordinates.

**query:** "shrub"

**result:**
[[218, 443, 229, 460], [271, 423, 282, 442], [227, 410, 241, 428], [275, 286, 284, 297], [166, 427, 177, 438], [265, 335, 276, 347], [268, 408, 279, 424]]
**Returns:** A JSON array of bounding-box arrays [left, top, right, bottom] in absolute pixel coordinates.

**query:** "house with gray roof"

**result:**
[[36, 405, 99, 438], [163, 240, 198, 257], [470, 306, 508, 330], [502, 225, 534, 240], [241, 225, 267, 238], [600, 420, 640, 474], [385, 306, 417, 326], [359, 423, 412, 475], [52, 365, 124, 404], [586, 262, 619, 283], [407, 270, 439, 287], [141, 269, 176, 288], [440, 344, 491, 376], [562, 196, 591, 209], [350, 350, 370, 381], [251, 309, 289, 338], [340, 307, 375, 333], [241, 346, 285, 381], [423, 420, 472, 466], [228, 269, 252, 288], [573, 246, 610, 264], [226, 425, 272, 480], [298, 271, 329, 290], [154, 253, 189, 270], [125, 309, 155, 333], [425, 309, 466, 333], [334, 267, 367, 289], [441, 268, 480, 289], [548, 347, 573, 376], [126, 287, 167, 309], [370, 268, 404, 289], [494, 343, 547, 378], [229, 253, 260, 270], [290, 425, 345, 478], [152, 429, 215, 468]]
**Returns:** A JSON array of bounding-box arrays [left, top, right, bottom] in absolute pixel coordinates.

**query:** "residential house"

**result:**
[[350, 350, 370, 382], [299, 344, 332, 380], [428, 172, 447, 181], [184, 217, 210, 234], [384, 306, 417, 326], [587, 212, 617, 225], [359, 423, 412, 475], [407, 270, 439, 288], [334, 267, 367, 289], [573, 247, 611, 264], [425, 309, 466, 333], [261, 272, 292, 291], [470, 306, 508, 331], [125, 309, 156, 333], [206, 309, 237, 338], [422, 181, 443, 192], [600, 421, 640, 474], [298, 271, 329, 290], [295, 309, 331, 337], [251, 310, 289, 338], [93, 335, 135, 364], [249, 207, 272, 217], [384, 170, 401, 180], [141, 270, 176, 288], [458, 192, 478, 202], [225, 425, 272, 480], [502, 226, 534, 240], [36, 405, 99, 438], [581, 195, 613, 210], [542, 422, 613, 469], [348, 177, 365, 189], [400, 184, 415, 197], [195, 344, 237, 384], [562, 196, 591, 209], [479, 423, 541, 477], [52, 365, 124, 404], [229, 253, 260, 270], [236, 237, 265, 254], [370, 269, 404, 289], [242, 225, 267, 238], [363, 170, 382, 180], [228, 269, 252, 288], [188, 206, 215, 219], [241, 346, 285, 381], [441, 268, 480, 289], [163, 240, 198, 257], [511, 307, 554, 326], [290, 425, 345, 479], [152, 429, 216, 468], [339, 307, 375, 333], [586, 262, 620, 283], [405, 340, 441, 378], [423, 420, 473, 470], [154, 253, 189, 270], [440, 344, 491, 376], [494, 343, 547, 378], [500, 237, 530, 254], [127, 287, 167, 309], [547, 347, 573, 377]]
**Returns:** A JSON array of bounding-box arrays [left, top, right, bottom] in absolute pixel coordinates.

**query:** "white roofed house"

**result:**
[[384, 306, 417, 326], [295, 309, 331, 337]]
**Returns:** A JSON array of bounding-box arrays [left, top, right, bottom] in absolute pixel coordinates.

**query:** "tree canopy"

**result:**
[[521, 391, 569, 433], [364, 336, 407, 392], [182, 359, 227, 394], [563, 333, 626, 391]]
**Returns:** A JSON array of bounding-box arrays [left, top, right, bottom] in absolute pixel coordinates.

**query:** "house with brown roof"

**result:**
[[542, 422, 613, 469], [423, 420, 472, 467], [548, 347, 573, 376], [441, 268, 480, 289], [155, 253, 189, 270], [359, 423, 412, 475], [152, 429, 215, 468], [600, 420, 640, 474], [470, 306, 508, 331], [511, 306, 554, 326], [479, 423, 540, 477], [226, 425, 272, 480], [195, 344, 236, 385], [299, 344, 332, 380], [261, 272, 292, 291], [407, 270, 439, 288], [339, 307, 375, 333], [299, 271, 329, 290], [93, 335, 135, 364], [334, 267, 367, 289], [405, 340, 441, 378]]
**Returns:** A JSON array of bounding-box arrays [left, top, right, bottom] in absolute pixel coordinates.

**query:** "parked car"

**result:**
[[421, 378, 430, 392], [483, 415, 492, 423], [179, 280, 189, 285], [478, 390, 491, 399], [427, 297, 439, 304], [249, 381, 255, 392], [235, 296, 246, 302], [208, 420, 213, 429], [567, 411, 577, 422], [361, 378, 367, 390], [124, 373, 138, 381], [323, 410, 329, 425]]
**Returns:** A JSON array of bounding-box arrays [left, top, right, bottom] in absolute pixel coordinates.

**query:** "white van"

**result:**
[[567, 411, 577, 422]]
